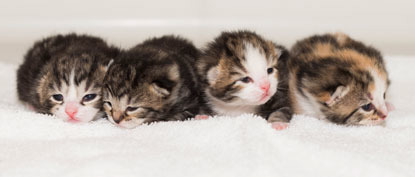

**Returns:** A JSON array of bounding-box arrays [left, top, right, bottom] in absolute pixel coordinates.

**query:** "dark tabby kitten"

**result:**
[[196, 30, 291, 129], [289, 33, 392, 126], [102, 35, 206, 128], [17, 33, 119, 122]]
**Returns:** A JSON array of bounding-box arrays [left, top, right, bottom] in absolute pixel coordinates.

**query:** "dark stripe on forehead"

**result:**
[[85, 62, 100, 91], [105, 84, 115, 97]]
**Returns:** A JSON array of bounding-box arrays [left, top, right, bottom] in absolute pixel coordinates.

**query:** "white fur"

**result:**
[[207, 42, 279, 116], [232, 43, 278, 105], [207, 94, 258, 116], [294, 87, 326, 120], [370, 70, 388, 115], [244, 43, 268, 81], [51, 70, 101, 122]]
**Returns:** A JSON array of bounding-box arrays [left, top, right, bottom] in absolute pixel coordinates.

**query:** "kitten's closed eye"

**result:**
[[126, 106, 139, 112]]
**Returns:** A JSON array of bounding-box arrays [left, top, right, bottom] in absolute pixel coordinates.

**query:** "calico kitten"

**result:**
[[288, 33, 391, 126], [102, 35, 206, 128], [196, 30, 291, 126], [17, 33, 119, 122]]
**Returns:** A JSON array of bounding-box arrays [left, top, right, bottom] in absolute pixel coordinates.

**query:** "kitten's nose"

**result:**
[[377, 111, 388, 120], [65, 102, 78, 119], [112, 111, 124, 124], [259, 79, 270, 93], [375, 103, 388, 120]]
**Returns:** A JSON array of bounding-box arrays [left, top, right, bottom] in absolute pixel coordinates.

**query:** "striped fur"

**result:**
[[102, 35, 207, 128], [17, 33, 119, 122], [289, 33, 390, 125]]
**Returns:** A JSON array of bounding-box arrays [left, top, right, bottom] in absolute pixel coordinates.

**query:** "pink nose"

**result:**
[[378, 111, 388, 120], [65, 102, 78, 119], [260, 80, 270, 93]]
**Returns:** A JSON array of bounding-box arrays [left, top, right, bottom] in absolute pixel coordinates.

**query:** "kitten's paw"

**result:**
[[195, 115, 209, 120], [271, 122, 289, 131]]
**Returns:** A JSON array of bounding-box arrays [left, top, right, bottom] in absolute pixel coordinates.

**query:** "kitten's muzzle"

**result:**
[[374, 101, 389, 120], [259, 79, 270, 93], [65, 102, 79, 120], [112, 111, 124, 124]]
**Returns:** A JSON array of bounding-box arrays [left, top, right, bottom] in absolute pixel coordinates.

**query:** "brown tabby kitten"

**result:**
[[196, 30, 292, 127], [102, 35, 206, 128], [288, 33, 391, 126], [17, 34, 119, 122]]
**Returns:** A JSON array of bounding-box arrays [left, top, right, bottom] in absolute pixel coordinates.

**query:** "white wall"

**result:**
[[1, 0, 414, 64]]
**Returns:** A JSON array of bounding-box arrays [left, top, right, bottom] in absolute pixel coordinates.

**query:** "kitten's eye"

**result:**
[[51, 94, 63, 102], [361, 103, 374, 112], [83, 94, 97, 102], [240, 77, 253, 83], [126, 106, 139, 112], [267, 68, 274, 74]]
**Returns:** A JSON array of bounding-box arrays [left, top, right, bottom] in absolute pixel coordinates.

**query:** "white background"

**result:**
[[1, 0, 414, 64]]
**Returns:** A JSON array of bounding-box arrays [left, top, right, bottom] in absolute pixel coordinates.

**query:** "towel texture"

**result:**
[[1, 56, 414, 177]]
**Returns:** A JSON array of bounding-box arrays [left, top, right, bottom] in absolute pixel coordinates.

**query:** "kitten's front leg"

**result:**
[[268, 107, 292, 130]]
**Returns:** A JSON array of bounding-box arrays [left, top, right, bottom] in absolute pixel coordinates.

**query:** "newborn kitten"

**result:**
[[288, 33, 391, 126], [17, 33, 119, 122], [196, 30, 291, 125], [102, 35, 205, 128]]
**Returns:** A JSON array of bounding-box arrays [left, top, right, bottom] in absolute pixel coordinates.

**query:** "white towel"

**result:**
[[1, 56, 414, 177]]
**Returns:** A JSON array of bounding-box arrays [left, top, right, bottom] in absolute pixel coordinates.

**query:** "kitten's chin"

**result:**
[[243, 94, 272, 106], [258, 94, 272, 104]]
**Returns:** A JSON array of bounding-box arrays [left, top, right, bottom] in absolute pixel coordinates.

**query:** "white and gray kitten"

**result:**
[[17, 33, 119, 122], [196, 30, 292, 127]]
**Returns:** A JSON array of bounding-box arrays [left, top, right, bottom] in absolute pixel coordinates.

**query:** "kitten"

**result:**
[[17, 33, 119, 122], [196, 30, 291, 126], [288, 33, 391, 126], [102, 35, 206, 128]]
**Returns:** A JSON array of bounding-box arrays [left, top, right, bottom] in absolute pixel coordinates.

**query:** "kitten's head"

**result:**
[[292, 33, 391, 126], [102, 50, 182, 128], [37, 53, 112, 122], [200, 31, 287, 106], [302, 63, 390, 126]]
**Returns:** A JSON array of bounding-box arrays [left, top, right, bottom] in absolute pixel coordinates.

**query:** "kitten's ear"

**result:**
[[101, 59, 114, 73], [207, 66, 219, 85], [325, 85, 350, 107], [276, 48, 289, 61], [151, 79, 176, 97], [273, 45, 289, 61]]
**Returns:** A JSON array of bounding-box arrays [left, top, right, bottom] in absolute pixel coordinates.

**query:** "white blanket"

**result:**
[[1, 56, 414, 177]]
